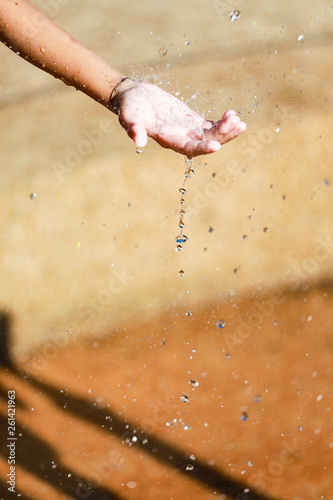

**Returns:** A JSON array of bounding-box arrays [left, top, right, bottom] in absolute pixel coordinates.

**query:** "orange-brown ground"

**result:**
[[0, 285, 332, 500]]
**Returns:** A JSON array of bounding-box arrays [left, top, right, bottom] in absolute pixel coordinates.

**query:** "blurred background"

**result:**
[[0, 1, 332, 499]]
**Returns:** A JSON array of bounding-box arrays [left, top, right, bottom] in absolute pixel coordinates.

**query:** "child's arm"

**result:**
[[0, 0, 246, 157], [0, 0, 125, 105]]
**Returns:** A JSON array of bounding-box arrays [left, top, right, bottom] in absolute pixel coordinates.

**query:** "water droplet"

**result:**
[[180, 394, 189, 403], [186, 464, 194, 471], [242, 234, 248, 240], [190, 454, 196, 460], [216, 319, 226, 329], [179, 269, 185, 277], [241, 411, 249, 421], [186, 311, 193, 317], [189, 379, 199, 387], [179, 219, 184, 229], [179, 187, 186, 195], [263, 227, 268, 233], [230, 10, 241, 22], [135, 147, 142, 154], [297, 34, 304, 42], [180, 198, 185, 205], [185, 40, 191, 46], [179, 208, 185, 215], [175, 234, 188, 244], [248, 460, 254, 467], [30, 193, 36, 199], [297, 425, 303, 432], [185, 168, 195, 178], [175, 244, 182, 251], [40, 47, 46, 53], [192, 348, 196, 353], [159, 47, 167, 56], [225, 353, 230, 359]]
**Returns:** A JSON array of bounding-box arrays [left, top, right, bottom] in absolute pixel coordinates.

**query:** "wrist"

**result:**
[[108, 77, 136, 113]]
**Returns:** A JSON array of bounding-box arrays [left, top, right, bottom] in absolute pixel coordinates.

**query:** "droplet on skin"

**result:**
[[186, 311, 193, 317], [179, 187, 186, 195], [175, 244, 182, 252], [179, 270, 185, 277], [217, 319, 226, 329], [189, 380, 199, 387], [297, 34, 304, 42], [179, 219, 184, 229], [186, 464, 194, 471], [230, 10, 241, 22], [241, 411, 249, 421], [180, 394, 190, 403], [242, 234, 248, 240], [135, 147, 142, 154]]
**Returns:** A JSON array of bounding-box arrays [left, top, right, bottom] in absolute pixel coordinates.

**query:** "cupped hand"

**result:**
[[111, 80, 246, 158]]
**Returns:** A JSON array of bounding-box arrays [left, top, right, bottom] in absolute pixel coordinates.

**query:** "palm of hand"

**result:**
[[113, 82, 246, 158]]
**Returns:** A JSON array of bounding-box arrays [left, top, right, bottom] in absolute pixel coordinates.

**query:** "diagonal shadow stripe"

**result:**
[[0, 477, 31, 500], [17, 369, 279, 500], [0, 413, 125, 500]]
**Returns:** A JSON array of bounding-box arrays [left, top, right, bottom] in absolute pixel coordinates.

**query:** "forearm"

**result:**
[[0, 0, 126, 109]]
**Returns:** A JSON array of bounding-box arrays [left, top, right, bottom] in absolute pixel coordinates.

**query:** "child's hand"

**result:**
[[111, 81, 246, 158]]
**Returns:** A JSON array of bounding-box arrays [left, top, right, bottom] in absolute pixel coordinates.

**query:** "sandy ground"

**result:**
[[0, 0, 332, 499]]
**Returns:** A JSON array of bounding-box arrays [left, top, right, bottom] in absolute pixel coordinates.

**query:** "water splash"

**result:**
[[175, 158, 194, 252]]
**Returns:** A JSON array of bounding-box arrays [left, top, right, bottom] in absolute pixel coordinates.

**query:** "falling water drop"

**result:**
[[175, 234, 188, 244], [241, 411, 249, 421], [217, 319, 226, 329], [159, 47, 168, 56], [230, 10, 241, 22]]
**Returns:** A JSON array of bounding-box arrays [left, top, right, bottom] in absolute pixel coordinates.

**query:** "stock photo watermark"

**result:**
[[10, 265, 134, 372], [237, 437, 305, 499], [6, 390, 17, 494], [52, 118, 115, 183]]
